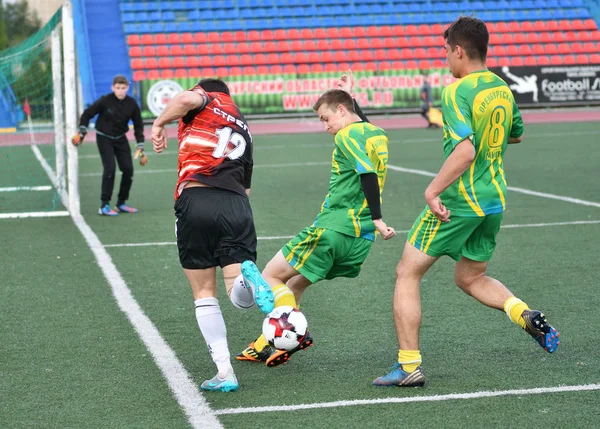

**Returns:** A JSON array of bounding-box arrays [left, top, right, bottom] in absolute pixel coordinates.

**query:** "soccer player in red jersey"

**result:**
[[151, 78, 268, 392]]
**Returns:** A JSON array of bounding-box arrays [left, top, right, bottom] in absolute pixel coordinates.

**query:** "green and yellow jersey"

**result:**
[[313, 121, 389, 241], [440, 70, 524, 217]]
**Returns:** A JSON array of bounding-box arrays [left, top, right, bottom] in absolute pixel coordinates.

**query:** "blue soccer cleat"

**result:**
[[116, 204, 138, 213], [200, 372, 238, 392], [98, 204, 118, 216], [372, 364, 425, 387], [522, 310, 560, 353], [241, 261, 275, 314]]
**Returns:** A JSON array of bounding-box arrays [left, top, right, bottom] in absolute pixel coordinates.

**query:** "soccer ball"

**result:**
[[262, 306, 308, 351]]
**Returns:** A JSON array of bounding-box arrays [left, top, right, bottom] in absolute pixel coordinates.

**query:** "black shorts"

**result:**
[[174, 187, 257, 269]]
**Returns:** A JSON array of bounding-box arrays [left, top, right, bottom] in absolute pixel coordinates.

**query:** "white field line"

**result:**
[[387, 164, 600, 208], [214, 383, 600, 415], [102, 220, 600, 248], [28, 148, 222, 428], [67, 217, 223, 428], [0, 211, 70, 219], [0, 185, 52, 192]]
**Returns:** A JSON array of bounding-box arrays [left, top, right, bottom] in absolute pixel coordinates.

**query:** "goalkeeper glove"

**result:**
[[71, 126, 87, 147], [134, 142, 148, 166]]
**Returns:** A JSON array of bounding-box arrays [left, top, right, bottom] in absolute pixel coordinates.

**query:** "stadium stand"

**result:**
[[113, 0, 600, 81]]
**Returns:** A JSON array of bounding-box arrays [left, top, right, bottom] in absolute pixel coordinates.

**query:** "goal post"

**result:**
[[0, 3, 79, 219]]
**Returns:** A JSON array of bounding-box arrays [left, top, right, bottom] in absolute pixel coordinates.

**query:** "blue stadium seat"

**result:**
[[132, 3, 146, 11], [148, 11, 160, 21], [120, 3, 134, 12], [121, 13, 136, 23], [189, 10, 201, 19], [164, 22, 177, 32], [123, 23, 137, 34], [137, 22, 151, 33]]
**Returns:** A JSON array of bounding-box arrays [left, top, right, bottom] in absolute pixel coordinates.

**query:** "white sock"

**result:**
[[194, 297, 233, 377], [229, 274, 255, 310]]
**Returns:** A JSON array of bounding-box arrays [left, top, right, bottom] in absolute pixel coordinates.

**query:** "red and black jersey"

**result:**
[[175, 86, 253, 199]]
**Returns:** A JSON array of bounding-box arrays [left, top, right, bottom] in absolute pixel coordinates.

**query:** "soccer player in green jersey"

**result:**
[[373, 16, 560, 387], [230, 74, 396, 367]]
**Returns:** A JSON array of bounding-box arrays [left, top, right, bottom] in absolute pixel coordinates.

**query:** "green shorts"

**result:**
[[408, 208, 503, 262], [282, 226, 373, 283]]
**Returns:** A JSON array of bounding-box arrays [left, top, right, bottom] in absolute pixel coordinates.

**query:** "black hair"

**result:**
[[198, 78, 230, 95], [443, 16, 489, 61]]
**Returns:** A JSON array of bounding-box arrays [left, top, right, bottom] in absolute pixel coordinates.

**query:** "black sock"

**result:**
[[116, 200, 124, 207]]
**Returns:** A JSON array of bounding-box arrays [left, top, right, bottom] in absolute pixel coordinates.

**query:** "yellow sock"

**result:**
[[254, 334, 269, 352], [272, 283, 297, 308], [398, 349, 422, 373], [503, 296, 529, 329]]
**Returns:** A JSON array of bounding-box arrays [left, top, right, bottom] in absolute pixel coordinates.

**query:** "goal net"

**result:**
[[0, 3, 79, 219]]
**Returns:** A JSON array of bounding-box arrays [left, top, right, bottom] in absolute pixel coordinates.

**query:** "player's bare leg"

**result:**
[[373, 241, 436, 387], [455, 257, 560, 353], [286, 274, 312, 304], [185, 268, 237, 392]]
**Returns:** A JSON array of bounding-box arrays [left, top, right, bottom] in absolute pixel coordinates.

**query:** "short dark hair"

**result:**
[[113, 75, 129, 85], [443, 16, 489, 61], [198, 78, 230, 95], [313, 89, 355, 113]]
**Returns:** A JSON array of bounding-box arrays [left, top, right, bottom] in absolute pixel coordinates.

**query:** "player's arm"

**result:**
[[337, 69, 369, 123], [425, 89, 475, 222], [132, 102, 145, 145], [151, 89, 207, 153], [353, 99, 369, 123], [244, 144, 253, 197], [72, 96, 104, 146], [508, 98, 524, 144], [336, 133, 395, 239]]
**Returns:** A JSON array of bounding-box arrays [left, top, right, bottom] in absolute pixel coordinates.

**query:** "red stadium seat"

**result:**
[[169, 45, 183, 56], [506, 45, 519, 56], [156, 45, 169, 56], [314, 28, 327, 39], [247, 31, 261, 42], [423, 36, 437, 47], [495, 22, 509, 33], [348, 51, 361, 62], [280, 53, 294, 64], [229, 67, 243, 76], [236, 42, 249, 54], [298, 64, 310, 74], [365, 62, 378, 71], [498, 57, 510, 66], [243, 65, 256, 74], [494, 46, 506, 56], [127, 35, 141, 45], [142, 46, 156, 56], [331, 39, 343, 50], [340, 28, 353, 38], [419, 60, 431, 69], [261, 30, 274, 41], [167, 34, 180, 44], [592, 31, 600, 40], [175, 69, 187, 78], [367, 27, 379, 37], [343, 39, 357, 50], [578, 31, 592, 42], [227, 55, 240, 66], [199, 56, 212, 67], [188, 68, 205, 78], [392, 25, 405, 37], [264, 41, 278, 52], [239, 54, 253, 66], [526, 33, 540, 44], [414, 48, 427, 59], [160, 69, 173, 79], [431, 24, 444, 34], [357, 38, 370, 50], [194, 33, 207, 43], [500, 34, 514, 44], [133, 71, 146, 81], [213, 55, 226, 67], [157, 58, 171, 68], [558, 20, 571, 31], [379, 61, 391, 70], [250, 42, 263, 53], [557, 43, 570, 54], [380, 26, 393, 37], [304, 40, 317, 51], [537, 56, 550, 65], [144, 58, 158, 69], [540, 32, 553, 43], [153, 34, 166, 45], [564, 55, 576, 65], [552, 32, 566, 42], [571, 43, 584, 53], [254, 54, 267, 65], [572, 20, 586, 31], [383, 37, 395, 48], [521, 21, 534, 32], [362, 50, 374, 61], [590, 54, 600, 63], [547, 21, 559, 32], [391, 61, 404, 69], [283, 64, 296, 73], [131, 59, 144, 70], [181, 33, 194, 44], [584, 19, 598, 30], [207, 44, 221, 55], [508, 22, 520, 33], [311, 63, 324, 73], [371, 38, 383, 49], [290, 40, 303, 51], [490, 34, 501, 45], [418, 24, 431, 35], [374, 49, 387, 61], [185, 57, 199, 68], [317, 39, 329, 50], [405, 60, 418, 69], [565, 32, 578, 42], [334, 51, 346, 62], [576, 54, 590, 64], [524, 56, 537, 66], [533, 21, 547, 32], [234, 31, 247, 42], [216, 67, 229, 76], [183, 45, 195, 56], [196, 45, 209, 55], [400, 49, 412, 59], [270, 65, 283, 74], [222, 32, 234, 43], [514, 33, 526, 44], [276, 40, 290, 51], [327, 28, 340, 39], [583, 42, 596, 53], [287, 29, 301, 40], [147, 70, 160, 79], [550, 55, 563, 65], [531, 44, 545, 55], [405, 25, 418, 36], [207, 32, 219, 43], [545, 44, 558, 55], [410, 36, 423, 47], [320, 51, 332, 63], [325, 63, 338, 72], [387, 49, 400, 60], [510, 57, 524, 66], [301, 28, 313, 39], [221, 43, 236, 54], [355, 27, 366, 38], [129, 46, 142, 57], [141, 34, 154, 45]]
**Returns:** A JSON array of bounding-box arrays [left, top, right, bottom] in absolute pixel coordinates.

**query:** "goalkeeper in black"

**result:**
[[75, 75, 146, 216]]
